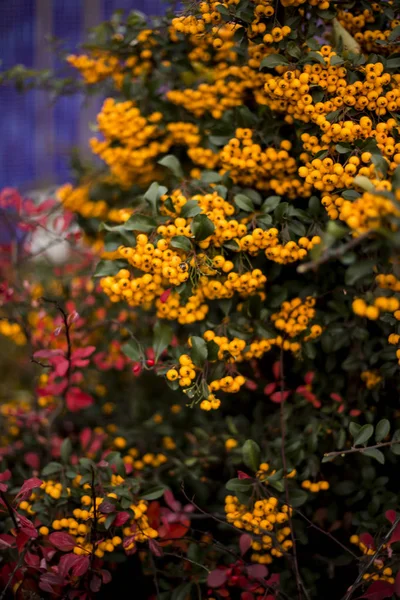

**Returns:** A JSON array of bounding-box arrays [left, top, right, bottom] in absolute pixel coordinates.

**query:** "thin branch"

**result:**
[[295, 509, 358, 559], [279, 349, 309, 600], [324, 439, 400, 459], [341, 517, 400, 600], [297, 232, 370, 274], [0, 491, 19, 531]]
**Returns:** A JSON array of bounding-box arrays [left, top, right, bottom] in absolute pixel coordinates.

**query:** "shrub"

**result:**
[[1, 1, 400, 598]]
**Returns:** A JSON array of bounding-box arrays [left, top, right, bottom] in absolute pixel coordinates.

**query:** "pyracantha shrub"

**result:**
[[3, 0, 400, 598]]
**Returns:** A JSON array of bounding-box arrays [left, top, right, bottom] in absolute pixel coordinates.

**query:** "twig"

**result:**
[[0, 549, 26, 600], [324, 439, 400, 459], [295, 509, 358, 559], [0, 491, 19, 531], [279, 349, 309, 600], [297, 232, 370, 274], [149, 551, 161, 599], [39, 297, 73, 430], [89, 466, 98, 567], [341, 517, 400, 600]]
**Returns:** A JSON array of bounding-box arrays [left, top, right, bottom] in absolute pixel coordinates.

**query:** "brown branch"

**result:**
[[341, 517, 400, 600], [324, 439, 400, 459], [0, 491, 19, 531], [297, 232, 370, 274], [295, 509, 358, 559]]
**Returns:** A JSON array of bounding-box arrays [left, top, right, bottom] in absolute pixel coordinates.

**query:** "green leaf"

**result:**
[[345, 260, 375, 285], [335, 480, 357, 496], [391, 430, 400, 455], [41, 462, 62, 477], [144, 182, 167, 215], [121, 339, 143, 362], [224, 239, 240, 251], [170, 236, 192, 252], [153, 322, 173, 361], [342, 190, 361, 200], [335, 143, 352, 154], [226, 478, 253, 492], [207, 339, 220, 362], [375, 419, 390, 442], [242, 439, 261, 472], [260, 54, 289, 69], [354, 424, 374, 446], [288, 221, 306, 236], [140, 485, 166, 500], [201, 170, 222, 184], [93, 260, 127, 277], [289, 489, 308, 507], [262, 196, 281, 213], [190, 336, 208, 367], [171, 583, 193, 600], [60, 438, 72, 464], [234, 194, 255, 212], [181, 200, 202, 218], [124, 214, 157, 233], [362, 448, 385, 464], [305, 51, 327, 65], [353, 175, 374, 192], [349, 422, 361, 438], [191, 214, 215, 242], [158, 154, 184, 178], [385, 57, 400, 71], [388, 25, 400, 42]]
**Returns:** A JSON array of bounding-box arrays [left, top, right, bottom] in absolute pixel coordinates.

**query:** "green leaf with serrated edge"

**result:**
[[242, 439, 261, 471]]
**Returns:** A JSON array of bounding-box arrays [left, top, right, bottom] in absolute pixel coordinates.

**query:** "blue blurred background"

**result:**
[[0, 0, 165, 191]]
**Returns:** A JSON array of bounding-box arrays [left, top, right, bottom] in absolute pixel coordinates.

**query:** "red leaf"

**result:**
[[59, 553, 90, 578], [385, 509, 397, 524], [304, 371, 315, 385], [0, 534, 15, 549], [66, 388, 94, 412], [164, 489, 180, 511], [49, 532, 76, 551], [241, 593, 255, 600], [359, 581, 394, 600], [24, 453, 40, 470], [71, 346, 96, 360], [330, 393, 343, 403], [207, 568, 228, 588], [51, 356, 69, 378], [389, 522, 400, 545], [0, 470, 11, 482], [25, 552, 40, 568], [113, 511, 131, 527], [16, 477, 43, 500], [149, 539, 164, 557], [272, 361, 281, 381], [90, 574, 102, 593], [0, 483, 7, 493], [72, 555, 90, 577], [101, 570, 112, 584], [263, 383, 277, 396], [359, 533, 375, 549], [246, 564, 268, 579], [394, 570, 400, 597], [270, 391, 290, 403], [16, 531, 31, 552], [33, 349, 64, 359], [98, 501, 116, 514], [160, 289, 172, 303], [237, 471, 252, 479], [239, 534, 253, 555], [164, 523, 188, 539]]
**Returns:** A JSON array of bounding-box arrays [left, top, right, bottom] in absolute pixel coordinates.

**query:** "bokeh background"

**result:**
[[0, 0, 165, 191]]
